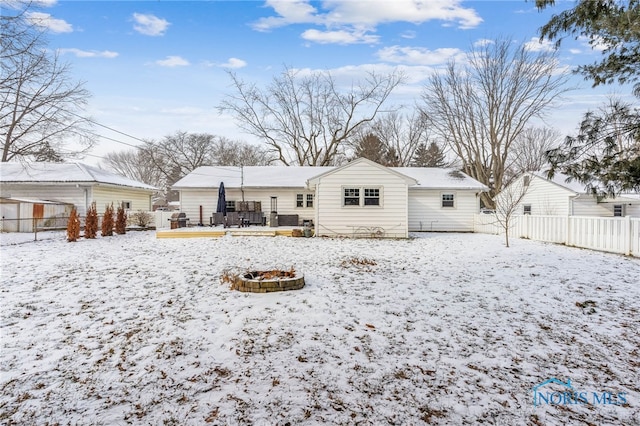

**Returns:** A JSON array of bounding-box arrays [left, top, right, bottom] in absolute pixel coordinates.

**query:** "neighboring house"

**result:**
[[502, 172, 640, 217], [0, 197, 73, 232], [172, 158, 488, 238], [0, 162, 156, 220]]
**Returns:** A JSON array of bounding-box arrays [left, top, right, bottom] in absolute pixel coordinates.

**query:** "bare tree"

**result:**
[[1, 2, 94, 162], [369, 110, 430, 166], [103, 145, 165, 188], [214, 137, 275, 166], [150, 131, 216, 180], [219, 67, 405, 166], [420, 37, 570, 208], [507, 126, 561, 181], [494, 176, 530, 247]]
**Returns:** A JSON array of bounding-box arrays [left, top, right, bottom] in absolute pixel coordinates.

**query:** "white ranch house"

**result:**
[[173, 158, 488, 238], [503, 172, 640, 217], [0, 162, 156, 231]]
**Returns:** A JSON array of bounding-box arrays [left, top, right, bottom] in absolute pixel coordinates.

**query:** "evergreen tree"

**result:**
[[101, 204, 114, 237], [412, 142, 446, 167], [353, 133, 389, 165], [115, 205, 127, 235], [537, 0, 640, 97], [84, 202, 98, 239], [67, 208, 80, 242], [546, 98, 640, 197]]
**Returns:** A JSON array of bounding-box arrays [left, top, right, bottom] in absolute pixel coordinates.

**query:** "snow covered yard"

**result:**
[[1, 231, 639, 425]]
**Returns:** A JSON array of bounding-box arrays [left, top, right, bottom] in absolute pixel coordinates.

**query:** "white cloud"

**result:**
[[301, 29, 379, 45], [252, 0, 482, 45], [400, 30, 416, 39], [578, 35, 609, 52], [155, 56, 190, 67], [524, 36, 556, 52], [473, 38, 494, 48], [220, 58, 247, 69], [25, 12, 72, 33], [58, 48, 118, 58], [132, 13, 170, 36], [252, 0, 320, 31], [569, 48, 582, 55], [377, 45, 465, 65]]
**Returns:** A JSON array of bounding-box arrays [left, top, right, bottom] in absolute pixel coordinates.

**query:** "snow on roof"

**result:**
[[532, 171, 589, 194], [173, 166, 334, 189], [173, 164, 487, 190], [393, 167, 488, 190], [0, 162, 156, 191]]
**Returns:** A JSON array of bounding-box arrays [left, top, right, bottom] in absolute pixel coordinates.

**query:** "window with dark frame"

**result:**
[[225, 200, 235, 212], [613, 204, 624, 217], [442, 193, 455, 208], [523, 204, 532, 215], [306, 193, 314, 208], [344, 188, 360, 206], [296, 194, 304, 208], [364, 188, 380, 206]]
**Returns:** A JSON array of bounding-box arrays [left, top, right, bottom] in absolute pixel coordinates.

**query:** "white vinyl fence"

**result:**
[[474, 214, 640, 257]]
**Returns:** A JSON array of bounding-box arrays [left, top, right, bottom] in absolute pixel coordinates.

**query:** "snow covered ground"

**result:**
[[1, 231, 639, 425]]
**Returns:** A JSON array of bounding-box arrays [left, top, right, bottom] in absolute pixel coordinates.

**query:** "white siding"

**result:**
[[1, 184, 153, 217], [179, 188, 316, 226], [512, 175, 574, 216], [314, 161, 409, 238], [0, 184, 88, 214], [571, 195, 613, 217], [408, 189, 479, 232], [92, 186, 152, 213]]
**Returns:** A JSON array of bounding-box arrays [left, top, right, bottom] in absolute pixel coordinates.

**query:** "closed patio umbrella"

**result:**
[[216, 182, 227, 216]]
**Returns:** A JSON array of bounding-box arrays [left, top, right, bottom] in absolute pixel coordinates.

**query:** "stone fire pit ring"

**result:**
[[231, 270, 305, 293]]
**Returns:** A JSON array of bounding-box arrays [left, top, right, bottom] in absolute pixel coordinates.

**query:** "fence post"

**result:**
[[565, 216, 571, 247], [624, 215, 631, 256]]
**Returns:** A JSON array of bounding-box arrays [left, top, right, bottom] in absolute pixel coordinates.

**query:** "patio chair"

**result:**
[[211, 212, 224, 226], [225, 212, 241, 228]]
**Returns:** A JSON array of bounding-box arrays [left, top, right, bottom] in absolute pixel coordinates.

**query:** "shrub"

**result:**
[[130, 211, 153, 228], [115, 205, 127, 234], [101, 203, 114, 237], [67, 208, 80, 242], [84, 202, 98, 239]]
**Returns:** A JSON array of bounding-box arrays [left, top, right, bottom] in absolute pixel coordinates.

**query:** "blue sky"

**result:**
[[17, 0, 637, 164]]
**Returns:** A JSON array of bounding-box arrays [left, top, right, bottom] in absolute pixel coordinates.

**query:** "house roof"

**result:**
[[306, 158, 418, 186], [531, 172, 640, 200], [531, 172, 586, 194], [394, 167, 488, 190], [173, 165, 334, 189], [173, 161, 487, 191], [0, 162, 157, 191]]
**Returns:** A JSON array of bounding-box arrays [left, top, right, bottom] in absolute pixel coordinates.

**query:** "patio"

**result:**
[[155, 225, 303, 239]]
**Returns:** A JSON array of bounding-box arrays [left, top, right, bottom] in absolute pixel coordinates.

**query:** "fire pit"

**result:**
[[230, 269, 305, 293]]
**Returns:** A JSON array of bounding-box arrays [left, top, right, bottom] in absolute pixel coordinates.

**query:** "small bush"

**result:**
[[130, 211, 153, 228], [115, 205, 127, 234], [67, 208, 80, 242], [85, 202, 98, 239], [101, 203, 114, 237]]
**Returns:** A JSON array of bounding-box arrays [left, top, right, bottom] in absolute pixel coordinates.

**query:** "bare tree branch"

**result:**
[[421, 37, 571, 208], [219, 67, 405, 166], [1, 1, 95, 162]]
